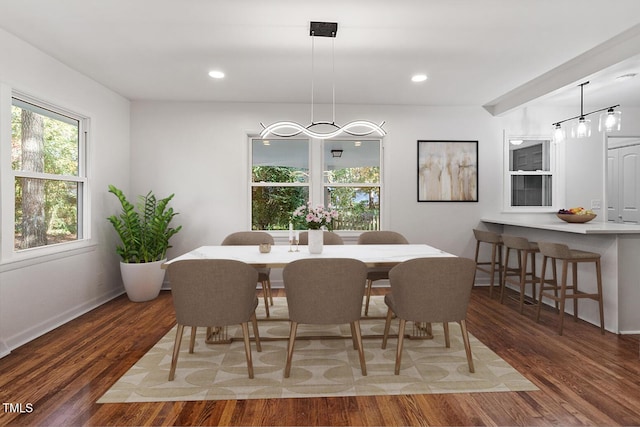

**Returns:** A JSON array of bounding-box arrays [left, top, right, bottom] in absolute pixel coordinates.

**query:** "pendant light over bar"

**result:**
[[260, 21, 386, 139], [552, 81, 621, 142]]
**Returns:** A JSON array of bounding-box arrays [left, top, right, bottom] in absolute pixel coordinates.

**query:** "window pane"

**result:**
[[511, 175, 552, 206], [252, 139, 308, 183], [327, 186, 380, 230], [252, 186, 309, 230], [324, 140, 380, 184], [12, 102, 79, 176], [509, 140, 550, 172], [15, 178, 79, 250]]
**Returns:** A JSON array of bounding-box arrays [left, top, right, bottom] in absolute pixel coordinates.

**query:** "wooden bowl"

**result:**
[[556, 213, 596, 223]]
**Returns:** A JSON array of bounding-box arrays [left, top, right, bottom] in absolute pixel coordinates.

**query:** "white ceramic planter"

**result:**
[[120, 259, 166, 302], [307, 229, 324, 254]]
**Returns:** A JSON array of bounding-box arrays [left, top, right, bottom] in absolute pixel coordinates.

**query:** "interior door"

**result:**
[[607, 138, 640, 224]]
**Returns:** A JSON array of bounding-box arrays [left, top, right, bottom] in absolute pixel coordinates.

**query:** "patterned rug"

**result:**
[[97, 296, 537, 403]]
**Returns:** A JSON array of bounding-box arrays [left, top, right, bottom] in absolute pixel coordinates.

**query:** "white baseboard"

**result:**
[[2, 287, 125, 357]]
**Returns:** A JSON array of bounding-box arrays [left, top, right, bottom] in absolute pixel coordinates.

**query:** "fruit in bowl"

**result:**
[[556, 207, 596, 223]]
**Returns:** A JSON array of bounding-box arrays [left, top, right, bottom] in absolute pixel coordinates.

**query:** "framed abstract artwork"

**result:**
[[417, 140, 478, 202]]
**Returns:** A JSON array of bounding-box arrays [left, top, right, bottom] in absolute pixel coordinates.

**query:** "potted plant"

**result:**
[[107, 184, 182, 302]]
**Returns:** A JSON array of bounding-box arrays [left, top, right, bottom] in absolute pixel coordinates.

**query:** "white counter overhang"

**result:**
[[481, 213, 640, 235]]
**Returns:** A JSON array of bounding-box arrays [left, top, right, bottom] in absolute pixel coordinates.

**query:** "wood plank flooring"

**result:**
[[1, 287, 639, 426]]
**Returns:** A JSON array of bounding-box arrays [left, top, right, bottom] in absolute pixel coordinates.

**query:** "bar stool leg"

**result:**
[[596, 259, 605, 334], [500, 247, 511, 304], [551, 257, 559, 311], [530, 251, 537, 304], [572, 261, 579, 321], [473, 240, 481, 288], [519, 249, 527, 314], [536, 255, 547, 322], [489, 243, 498, 298], [558, 260, 569, 336]]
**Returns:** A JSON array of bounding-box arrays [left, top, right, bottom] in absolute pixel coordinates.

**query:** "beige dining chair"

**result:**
[[297, 231, 344, 245], [166, 259, 262, 381], [221, 231, 275, 317], [282, 258, 368, 378], [357, 230, 409, 316], [381, 257, 476, 375]]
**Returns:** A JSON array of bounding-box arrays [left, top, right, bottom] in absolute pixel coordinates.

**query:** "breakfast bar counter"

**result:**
[[481, 213, 640, 235], [480, 213, 640, 334]]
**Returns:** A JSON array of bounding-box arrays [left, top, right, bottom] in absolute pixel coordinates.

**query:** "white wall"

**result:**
[[0, 28, 131, 355], [131, 101, 506, 261], [131, 101, 640, 285]]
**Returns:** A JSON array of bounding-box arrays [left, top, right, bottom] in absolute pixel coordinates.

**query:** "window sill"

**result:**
[[0, 240, 98, 273]]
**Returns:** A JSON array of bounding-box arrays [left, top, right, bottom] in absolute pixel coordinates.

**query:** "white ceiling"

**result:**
[[1, 0, 640, 112]]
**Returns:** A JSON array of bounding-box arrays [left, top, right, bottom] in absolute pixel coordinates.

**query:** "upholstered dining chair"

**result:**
[[222, 231, 275, 317], [166, 259, 262, 381], [282, 258, 368, 378], [357, 230, 409, 316], [297, 230, 344, 245], [381, 257, 476, 375]]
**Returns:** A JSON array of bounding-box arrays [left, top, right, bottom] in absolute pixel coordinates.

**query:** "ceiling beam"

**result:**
[[483, 23, 640, 116]]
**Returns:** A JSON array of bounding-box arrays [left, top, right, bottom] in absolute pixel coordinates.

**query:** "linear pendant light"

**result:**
[[260, 21, 386, 139], [552, 81, 621, 142]]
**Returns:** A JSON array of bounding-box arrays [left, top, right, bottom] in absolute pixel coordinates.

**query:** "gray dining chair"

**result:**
[[166, 259, 262, 381], [282, 258, 368, 378], [222, 231, 275, 317], [297, 231, 344, 245], [357, 230, 409, 316], [382, 257, 476, 375]]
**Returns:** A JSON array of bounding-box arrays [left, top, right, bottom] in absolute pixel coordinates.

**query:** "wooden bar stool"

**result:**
[[500, 234, 540, 313], [472, 229, 503, 298], [536, 241, 605, 335]]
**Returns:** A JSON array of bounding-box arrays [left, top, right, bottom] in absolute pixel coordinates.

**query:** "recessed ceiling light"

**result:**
[[208, 70, 225, 79], [411, 74, 428, 83]]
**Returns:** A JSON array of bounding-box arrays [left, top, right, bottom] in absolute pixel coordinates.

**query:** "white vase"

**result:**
[[307, 229, 324, 254], [120, 259, 166, 302]]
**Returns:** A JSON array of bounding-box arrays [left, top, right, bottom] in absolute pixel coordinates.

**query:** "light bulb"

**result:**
[[553, 124, 565, 143], [599, 109, 622, 132], [571, 117, 591, 138]]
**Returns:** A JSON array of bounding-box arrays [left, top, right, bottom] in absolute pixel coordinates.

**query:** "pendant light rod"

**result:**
[[552, 104, 620, 127], [579, 81, 587, 117], [260, 21, 386, 139], [551, 81, 620, 127], [311, 30, 315, 125]]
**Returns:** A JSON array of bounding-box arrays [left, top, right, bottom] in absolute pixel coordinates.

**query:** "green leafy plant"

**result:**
[[107, 185, 182, 263]]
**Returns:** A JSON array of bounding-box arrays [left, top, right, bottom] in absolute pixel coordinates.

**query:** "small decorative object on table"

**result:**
[[291, 202, 338, 254], [556, 207, 597, 223], [259, 243, 271, 253]]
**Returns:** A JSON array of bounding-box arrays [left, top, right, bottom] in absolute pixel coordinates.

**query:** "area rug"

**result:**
[[97, 296, 537, 403]]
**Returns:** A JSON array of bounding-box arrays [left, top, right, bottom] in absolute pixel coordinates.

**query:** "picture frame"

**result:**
[[417, 140, 478, 202]]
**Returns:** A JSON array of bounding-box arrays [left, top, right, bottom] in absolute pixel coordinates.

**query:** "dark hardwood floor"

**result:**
[[1, 286, 639, 426]]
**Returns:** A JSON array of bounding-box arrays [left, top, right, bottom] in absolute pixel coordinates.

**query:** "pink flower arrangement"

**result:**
[[292, 202, 338, 230]]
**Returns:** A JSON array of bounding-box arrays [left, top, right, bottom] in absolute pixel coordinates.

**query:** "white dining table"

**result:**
[[163, 243, 455, 269]]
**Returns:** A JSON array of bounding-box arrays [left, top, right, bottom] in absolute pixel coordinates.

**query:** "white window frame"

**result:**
[[0, 87, 92, 268], [502, 133, 564, 212], [248, 135, 385, 234]]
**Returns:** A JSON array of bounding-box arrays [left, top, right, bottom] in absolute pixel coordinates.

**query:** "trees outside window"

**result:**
[[324, 140, 381, 230], [251, 139, 309, 230], [10, 96, 87, 251]]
